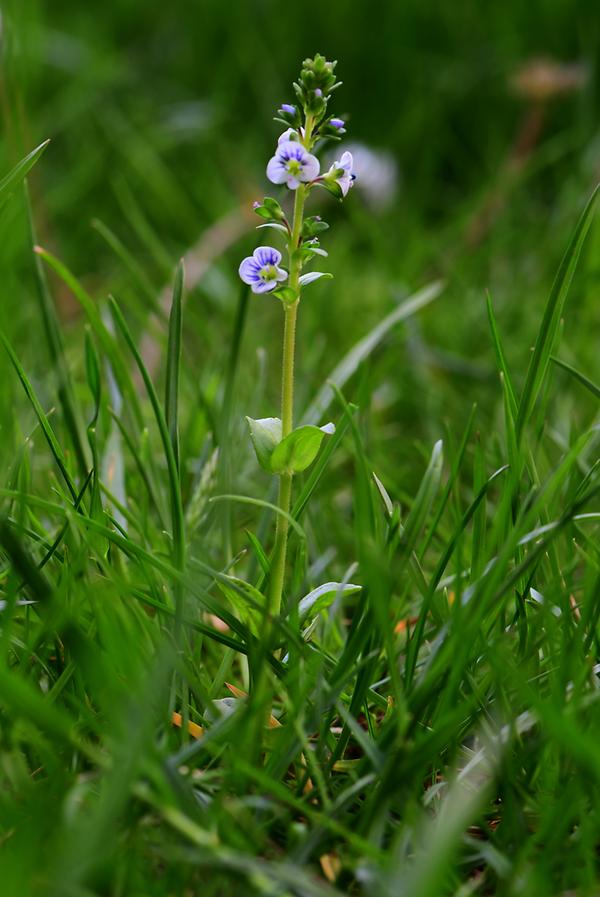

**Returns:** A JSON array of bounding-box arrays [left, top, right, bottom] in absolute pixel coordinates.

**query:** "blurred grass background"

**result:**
[[2, 0, 599, 471]]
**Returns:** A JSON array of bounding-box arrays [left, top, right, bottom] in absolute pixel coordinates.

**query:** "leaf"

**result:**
[[165, 260, 184, 469], [516, 185, 599, 442], [257, 222, 289, 234], [551, 356, 600, 401], [272, 286, 297, 305], [298, 581, 362, 622], [246, 416, 282, 471], [109, 297, 186, 628], [0, 140, 50, 208], [270, 423, 335, 474], [254, 196, 284, 220], [317, 179, 344, 200], [25, 184, 88, 480], [302, 216, 329, 238], [486, 290, 517, 418], [299, 271, 333, 287], [217, 575, 266, 636], [1, 333, 78, 501]]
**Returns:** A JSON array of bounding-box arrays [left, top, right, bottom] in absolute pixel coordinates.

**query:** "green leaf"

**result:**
[[108, 297, 186, 629], [246, 416, 282, 471], [516, 184, 599, 442], [1, 333, 78, 501], [254, 206, 275, 220], [25, 183, 88, 480], [84, 329, 101, 421], [272, 287, 297, 305], [217, 576, 266, 636], [299, 271, 332, 288], [257, 222, 288, 234], [165, 260, 184, 469], [298, 581, 362, 622], [302, 216, 329, 238], [316, 179, 343, 200], [270, 423, 335, 474], [551, 355, 600, 401], [0, 139, 50, 208]]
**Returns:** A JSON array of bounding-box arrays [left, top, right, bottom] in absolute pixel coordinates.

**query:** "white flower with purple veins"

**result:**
[[267, 140, 320, 190], [238, 246, 288, 294], [328, 151, 355, 197]]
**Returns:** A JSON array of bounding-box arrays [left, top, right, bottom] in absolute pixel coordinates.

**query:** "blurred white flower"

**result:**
[[336, 142, 399, 211]]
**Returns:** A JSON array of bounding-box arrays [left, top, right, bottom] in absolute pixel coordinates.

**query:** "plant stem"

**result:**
[[268, 178, 307, 619]]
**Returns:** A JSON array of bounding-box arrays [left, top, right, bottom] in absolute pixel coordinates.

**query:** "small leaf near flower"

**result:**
[[253, 196, 285, 221], [246, 416, 282, 471], [299, 271, 333, 287], [300, 240, 328, 262], [257, 222, 289, 234], [272, 286, 298, 305], [270, 422, 335, 474], [302, 216, 329, 238], [317, 178, 344, 200]]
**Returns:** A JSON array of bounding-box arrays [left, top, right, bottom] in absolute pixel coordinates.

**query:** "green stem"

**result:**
[[268, 163, 309, 619]]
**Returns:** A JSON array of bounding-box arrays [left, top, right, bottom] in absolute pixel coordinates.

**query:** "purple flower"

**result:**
[[238, 246, 288, 294], [267, 140, 320, 190], [330, 118, 345, 129], [327, 151, 355, 197], [280, 104, 296, 115]]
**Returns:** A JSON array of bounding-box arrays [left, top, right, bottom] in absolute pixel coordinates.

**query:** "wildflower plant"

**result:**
[[238, 54, 355, 621]]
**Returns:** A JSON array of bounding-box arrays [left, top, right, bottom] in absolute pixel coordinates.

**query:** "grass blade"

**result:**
[[551, 355, 600, 401], [165, 260, 184, 469], [0, 139, 50, 207], [516, 185, 599, 442]]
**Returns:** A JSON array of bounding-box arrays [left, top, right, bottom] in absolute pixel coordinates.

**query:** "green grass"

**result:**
[[2, 3, 600, 895]]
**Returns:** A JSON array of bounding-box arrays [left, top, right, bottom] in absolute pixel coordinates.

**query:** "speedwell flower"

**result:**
[[267, 140, 320, 190], [326, 150, 355, 197], [238, 246, 288, 294]]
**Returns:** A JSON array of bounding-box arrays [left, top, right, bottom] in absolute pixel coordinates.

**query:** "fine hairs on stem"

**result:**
[[239, 55, 355, 634]]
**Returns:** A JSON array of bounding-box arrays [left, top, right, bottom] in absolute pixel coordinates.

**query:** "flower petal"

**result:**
[[267, 156, 288, 184], [339, 151, 353, 172], [252, 278, 278, 294], [254, 246, 281, 267], [338, 174, 352, 197], [278, 128, 297, 145], [286, 176, 301, 190], [239, 257, 261, 284], [301, 153, 320, 181], [274, 266, 288, 282], [278, 140, 304, 161]]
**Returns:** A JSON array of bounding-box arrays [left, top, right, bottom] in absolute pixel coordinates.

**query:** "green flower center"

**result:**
[[260, 265, 278, 282], [286, 159, 302, 177]]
